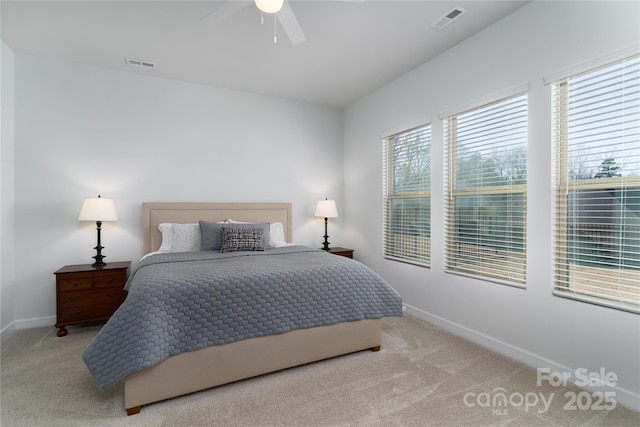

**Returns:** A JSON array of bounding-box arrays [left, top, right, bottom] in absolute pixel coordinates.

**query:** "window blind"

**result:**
[[383, 124, 431, 267], [552, 54, 640, 312], [444, 93, 528, 287]]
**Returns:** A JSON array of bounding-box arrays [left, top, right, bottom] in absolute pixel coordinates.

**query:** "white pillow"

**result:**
[[269, 222, 287, 247], [227, 219, 287, 248], [171, 223, 202, 252], [157, 223, 201, 252], [158, 223, 175, 252]]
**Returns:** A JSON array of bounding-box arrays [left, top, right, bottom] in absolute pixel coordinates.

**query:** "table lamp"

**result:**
[[78, 195, 117, 267], [314, 198, 338, 251]]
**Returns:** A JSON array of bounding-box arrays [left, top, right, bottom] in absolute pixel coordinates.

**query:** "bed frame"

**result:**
[[124, 202, 382, 415]]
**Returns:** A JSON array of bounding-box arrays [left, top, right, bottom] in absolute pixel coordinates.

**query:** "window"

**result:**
[[443, 92, 528, 286], [551, 54, 640, 312], [383, 124, 431, 267]]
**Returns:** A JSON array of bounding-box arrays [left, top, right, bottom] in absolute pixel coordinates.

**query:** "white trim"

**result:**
[[553, 290, 640, 315], [1, 316, 55, 340], [543, 43, 640, 85], [14, 315, 55, 330], [438, 82, 529, 120], [444, 269, 526, 290], [403, 304, 640, 412], [379, 117, 431, 140], [0, 320, 16, 340]]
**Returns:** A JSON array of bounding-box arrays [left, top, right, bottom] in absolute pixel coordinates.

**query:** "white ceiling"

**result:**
[[1, 0, 531, 108]]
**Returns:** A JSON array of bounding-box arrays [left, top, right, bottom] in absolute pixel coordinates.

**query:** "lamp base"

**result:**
[[321, 217, 331, 251], [92, 244, 107, 267], [92, 221, 107, 267], [321, 237, 331, 251]]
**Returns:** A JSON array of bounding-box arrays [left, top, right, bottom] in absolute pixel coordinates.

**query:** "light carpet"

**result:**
[[1, 315, 638, 426]]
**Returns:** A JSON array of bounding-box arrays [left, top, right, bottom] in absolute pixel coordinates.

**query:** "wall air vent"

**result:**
[[431, 6, 467, 29], [125, 57, 157, 69]]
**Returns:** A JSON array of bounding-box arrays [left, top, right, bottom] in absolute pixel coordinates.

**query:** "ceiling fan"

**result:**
[[201, 0, 362, 46]]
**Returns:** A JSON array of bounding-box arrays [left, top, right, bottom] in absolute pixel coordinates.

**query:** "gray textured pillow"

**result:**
[[229, 223, 270, 247], [220, 227, 265, 253], [199, 221, 226, 251], [200, 221, 271, 251]]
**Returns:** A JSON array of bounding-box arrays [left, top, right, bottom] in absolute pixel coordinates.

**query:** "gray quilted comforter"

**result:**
[[83, 246, 402, 389]]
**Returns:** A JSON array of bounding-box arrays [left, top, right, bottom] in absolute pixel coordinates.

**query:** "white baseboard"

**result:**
[[403, 304, 640, 412], [16, 315, 56, 329], [0, 320, 16, 339], [1, 315, 55, 339]]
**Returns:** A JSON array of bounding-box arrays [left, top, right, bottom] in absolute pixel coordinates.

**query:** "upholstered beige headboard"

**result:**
[[141, 202, 293, 256]]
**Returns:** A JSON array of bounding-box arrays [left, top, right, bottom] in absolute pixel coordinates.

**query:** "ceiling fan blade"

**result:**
[[277, 1, 306, 45], [201, 1, 252, 26]]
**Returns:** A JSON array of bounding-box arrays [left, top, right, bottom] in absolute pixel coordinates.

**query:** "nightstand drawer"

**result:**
[[58, 288, 127, 308], [94, 271, 127, 287], [58, 275, 93, 292], [58, 304, 122, 323]]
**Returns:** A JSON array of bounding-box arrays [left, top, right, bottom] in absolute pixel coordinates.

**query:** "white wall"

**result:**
[[9, 55, 344, 329], [344, 1, 640, 410], [1, 41, 16, 332]]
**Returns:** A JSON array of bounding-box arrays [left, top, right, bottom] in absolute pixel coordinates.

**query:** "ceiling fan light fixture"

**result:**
[[255, 0, 284, 14]]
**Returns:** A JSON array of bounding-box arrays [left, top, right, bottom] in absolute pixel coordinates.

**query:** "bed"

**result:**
[[82, 202, 403, 415]]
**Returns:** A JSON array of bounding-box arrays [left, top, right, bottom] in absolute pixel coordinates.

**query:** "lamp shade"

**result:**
[[255, 0, 284, 14], [78, 196, 118, 222], [314, 199, 338, 218]]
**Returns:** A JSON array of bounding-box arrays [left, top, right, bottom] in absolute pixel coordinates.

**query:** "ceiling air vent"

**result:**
[[125, 57, 157, 69], [431, 6, 467, 29]]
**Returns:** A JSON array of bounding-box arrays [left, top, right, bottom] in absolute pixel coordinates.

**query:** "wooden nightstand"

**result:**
[[54, 261, 130, 337], [327, 247, 354, 259]]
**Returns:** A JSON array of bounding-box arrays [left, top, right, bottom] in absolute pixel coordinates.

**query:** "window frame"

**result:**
[[551, 54, 640, 313], [382, 124, 432, 268], [443, 91, 529, 287]]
